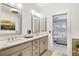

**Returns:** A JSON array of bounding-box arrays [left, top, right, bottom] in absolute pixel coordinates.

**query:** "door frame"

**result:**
[[52, 10, 71, 56]]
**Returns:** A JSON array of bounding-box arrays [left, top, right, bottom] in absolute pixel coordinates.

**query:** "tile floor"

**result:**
[[53, 42, 67, 55], [42, 42, 67, 56], [42, 50, 67, 56]]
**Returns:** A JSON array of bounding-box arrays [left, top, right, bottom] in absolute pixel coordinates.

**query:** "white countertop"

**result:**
[[0, 32, 48, 50], [72, 35, 79, 39]]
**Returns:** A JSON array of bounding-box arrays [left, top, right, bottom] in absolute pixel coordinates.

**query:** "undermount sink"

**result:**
[[0, 40, 11, 45], [0, 39, 21, 45], [0, 38, 21, 44], [0, 35, 34, 45]]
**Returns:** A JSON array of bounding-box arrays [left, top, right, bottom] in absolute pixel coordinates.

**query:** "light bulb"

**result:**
[[31, 10, 35, 15], [18, 3, 22, 9]]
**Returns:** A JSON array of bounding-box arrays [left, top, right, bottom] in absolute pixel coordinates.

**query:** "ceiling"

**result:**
[[35, 3, 49, 7]]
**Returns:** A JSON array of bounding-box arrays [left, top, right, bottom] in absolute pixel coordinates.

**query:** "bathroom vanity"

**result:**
[[0, 33, 48, 56], [72, 38, 79, 56]]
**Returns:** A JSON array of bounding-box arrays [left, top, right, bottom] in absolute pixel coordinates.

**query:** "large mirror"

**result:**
[[31, 13, 47, 33], [31, 14, 40, 33], [0, 3, 22, 35], [40, 17, 47, 32]]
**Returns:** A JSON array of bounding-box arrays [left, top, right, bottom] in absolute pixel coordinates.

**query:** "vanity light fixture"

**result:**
[[31, 10, 41, 17], [31, 10, 35, 15], [10, 8, 20, 14], [35, 12, 41, 17]]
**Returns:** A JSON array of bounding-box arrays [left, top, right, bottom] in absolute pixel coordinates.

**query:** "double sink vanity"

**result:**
[[0, 3, 48, 56], [0, 33, 48, 56]]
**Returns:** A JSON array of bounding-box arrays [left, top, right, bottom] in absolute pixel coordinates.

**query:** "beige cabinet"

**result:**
[[40, 36, 48, 55], [11, 51, 22, 56], [0, 36, 48, 56], [0, 42, 32, 56], [11, 46, 32, 56], [32, 39, 40, 56], [22, 47, 32, 56]]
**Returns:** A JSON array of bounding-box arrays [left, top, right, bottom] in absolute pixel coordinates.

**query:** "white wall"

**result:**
[[40, 3, 79, 38], [0, 3, 41, 39], [0, 3, 79, 55], [0, 4, 21, 34], [39, 3, 79, 55], [22, 3, 40, 34]]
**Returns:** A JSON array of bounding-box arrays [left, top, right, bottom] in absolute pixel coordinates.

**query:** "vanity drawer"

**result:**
[[33, 39, 39, 45], [33, 44, 39, 50], [33, 48, 39, 56], [0, 45, 22, 56], [23, 42, 32, 48], [0, 42, 32, 56], [33, 52, 39, 56]]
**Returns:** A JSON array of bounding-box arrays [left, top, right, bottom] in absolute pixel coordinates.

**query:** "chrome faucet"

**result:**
[[8, 36, 17, 41]]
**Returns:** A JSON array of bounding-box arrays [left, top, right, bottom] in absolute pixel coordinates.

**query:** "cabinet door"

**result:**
[[10, 47, 32, 56], [40, 40, 44, 54], [44, 39, 48, 51], [22, 47, 32, 56], [10, 52, 22, 56], [40, 37, 48, 54]]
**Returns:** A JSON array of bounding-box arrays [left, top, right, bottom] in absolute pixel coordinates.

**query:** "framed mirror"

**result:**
[[0, 3, 22, 35], [31, 14, 40, 33], [40, 17, 47, 32]]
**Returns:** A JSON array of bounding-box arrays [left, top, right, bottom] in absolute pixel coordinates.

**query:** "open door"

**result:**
[[52, 10, 71, 56]]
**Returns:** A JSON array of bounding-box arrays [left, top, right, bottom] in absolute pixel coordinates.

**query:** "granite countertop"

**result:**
[[0, 32, 48, 50]]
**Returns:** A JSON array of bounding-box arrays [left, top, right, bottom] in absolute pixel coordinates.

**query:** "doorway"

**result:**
[[52, 13, 68, 55]]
